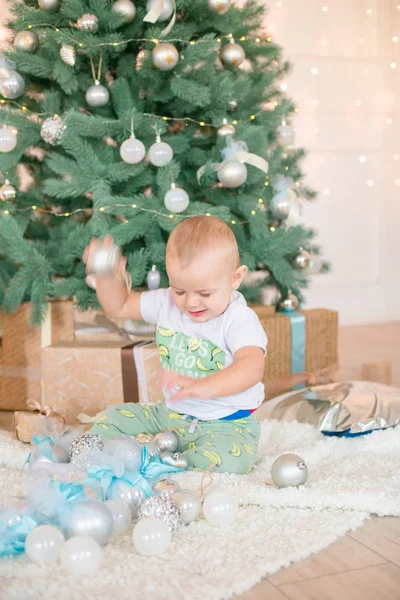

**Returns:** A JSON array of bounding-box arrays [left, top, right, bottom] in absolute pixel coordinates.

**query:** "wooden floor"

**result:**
[[238, 322, 400, 600]]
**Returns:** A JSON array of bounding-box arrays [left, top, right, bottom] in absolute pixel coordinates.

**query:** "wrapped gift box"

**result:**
[[0, 409, 64, 443], [249, 304, 276, 319], [74, 309, 156, 342], [0, 301, 75, 410], [42, 340, 163, 424]]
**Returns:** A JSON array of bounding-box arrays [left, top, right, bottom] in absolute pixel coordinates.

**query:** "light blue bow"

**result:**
[[0, 509, 38, 558]]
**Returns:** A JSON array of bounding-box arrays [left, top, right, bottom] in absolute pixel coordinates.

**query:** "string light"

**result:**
[[258, 198, 263, 203], [311, 67, 319, 75], [4, 210, 9, 214], [31, 205, 37, 210], [386, 118, 393, 125], [395, 179, 400, 186], [322, 6, 328, 12], [393, 36, 398, 42], [359, 155, 366, 163], [366, 180, 374, 187], [270, 226, 276, 231], [390, 62, 397, 69], [251, 210, 256, 215]]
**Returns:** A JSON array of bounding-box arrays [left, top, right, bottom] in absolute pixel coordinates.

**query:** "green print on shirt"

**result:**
[[156, 326, 226, 378]]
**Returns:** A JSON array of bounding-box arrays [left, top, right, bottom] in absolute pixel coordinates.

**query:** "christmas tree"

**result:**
[[0, 0, 327, 325]]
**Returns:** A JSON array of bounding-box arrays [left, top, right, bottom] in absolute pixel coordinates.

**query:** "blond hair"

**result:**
[[166, 216, 240, 269]]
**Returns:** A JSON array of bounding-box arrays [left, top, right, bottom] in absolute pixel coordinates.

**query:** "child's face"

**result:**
[[167, 250, 247, 323]]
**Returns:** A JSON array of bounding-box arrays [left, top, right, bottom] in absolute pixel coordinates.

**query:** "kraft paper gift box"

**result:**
[[0, 301, 75, 410], [42, 340, 163, 424], [74, 309, 156, 342], [0, 406, 65, 443]]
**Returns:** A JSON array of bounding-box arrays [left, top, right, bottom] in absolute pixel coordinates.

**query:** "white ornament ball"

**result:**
[[207, 0, 232, 14], [0, 70, 25, 99], [202, 491, 238, 527], [86, 82, 109, 107], [172, 490, 202, 525], [38, 0, 59, 9], [217, 160, 247, 188], [120, 135, 146, 164], [0, 127, 17, 153], [164, 186, 189, 213], [104, 500, 132, 537], [132, 517, 172, 556], [77, 14, 99, 33], [271, 453, 308, 488], [25, 525, 65, 564], [270, 191, 291, 219], [13, 31, 39, 53], [148, 141, 173, 167], [220, 42, 245, 68], [152, 43, 179, 71], [107, 481, 145, 519], [61, 500, 113, 546], [112, 0, 136, 23], [277, 124, 295, 146], [60, 536, 102, 575], [146, 0, 174, 22]]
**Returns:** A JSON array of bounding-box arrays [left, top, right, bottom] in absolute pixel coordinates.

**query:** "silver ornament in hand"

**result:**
[[87, 245, 121, 276]]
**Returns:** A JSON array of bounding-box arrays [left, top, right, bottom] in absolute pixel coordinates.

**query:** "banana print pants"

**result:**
[[90, 403, 261, 475]]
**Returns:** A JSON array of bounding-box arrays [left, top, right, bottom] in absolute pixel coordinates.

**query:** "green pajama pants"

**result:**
[[90, 403, 261, 475]]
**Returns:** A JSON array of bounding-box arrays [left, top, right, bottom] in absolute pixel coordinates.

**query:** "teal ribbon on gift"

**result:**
[[282, 308, 306, 390]]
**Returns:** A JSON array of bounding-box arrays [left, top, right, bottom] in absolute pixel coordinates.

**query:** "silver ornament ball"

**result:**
[[69, 433, 104, 464], [148, 141, 173, 167], [171, 490, 201, 525], [279, 292, 299, 313], [0, 127, 17, 153], [164, 186, 189, 213], [295, 248, 311, 270], [38, 0, 59, 9], [153, 479, 180, 496], [103, 435, 142, 472], [152, 43, 179, 71], [145, 442, 160, 458], [0, 182, 17, 201], [218, 160, 247, 188], [86, 81, 109, 107], [146, 0, 174, 22], [271, 453, 308, 488], [133, 517, 171, 556], [137, 492, 182, 532], [77, 14, 99, 33], [154, 431, 178, 452], [159, 451, 188, 470], [61, 500, 113, 546], [277, 124, 295, 146], [0, 70, 25, 99], [207, 0, 232, 14], [147, 265, 161, 290], [40, 115, 66, 146], [112, 0, 136, 23], [88, 245, 121, 276], [120, 135, 146, 164], [217, 120, 236, 137], [107, 481, 145, 519], [270, 191, 291, 219], [305, 254, 322, 274], [13, 31, 39, 53], [60, 44, 76, 66], [220, 42, 245, 68], [104, 499, 132, 537]]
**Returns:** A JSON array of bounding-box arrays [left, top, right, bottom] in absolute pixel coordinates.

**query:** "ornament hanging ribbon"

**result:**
[[144, 0, 176, 38], [197, 136, 269, 183], [280, 304, 306, 390]]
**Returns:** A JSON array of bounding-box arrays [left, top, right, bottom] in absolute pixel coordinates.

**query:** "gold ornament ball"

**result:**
[[207, 0, 232, 14], [152, 43, 179, 71], [217, 120, 236, 137], [295, 249, 311, 270], [77, 13, 99, 33], [0, 182, 17, 202], [112, 0, 136, 23], [38, 0, 59, 9], [220, 42, 245, 68], [60, 44, 76, 66], [13, 31, 39, 53]]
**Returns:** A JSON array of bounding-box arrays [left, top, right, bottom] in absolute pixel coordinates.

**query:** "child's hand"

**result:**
[[160, 370, 212, 401]]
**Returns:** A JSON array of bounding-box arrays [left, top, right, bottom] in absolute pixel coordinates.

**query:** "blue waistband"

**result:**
[[220, 409, 252, 421]]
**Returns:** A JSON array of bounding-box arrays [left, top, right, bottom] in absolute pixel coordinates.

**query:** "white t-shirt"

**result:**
[[140, 288, 268, 420]]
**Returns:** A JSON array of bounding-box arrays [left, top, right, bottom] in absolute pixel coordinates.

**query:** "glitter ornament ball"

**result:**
[[153, 479, 180, 496], [147, 265, 161, 290], [172, 490, 201, 525], [69, 433, 104, 465], [120, 135, 146, 164], [60, 44, 76, 66], [107, 481, 145, 518], [277, 123, 295, 146], [154, 431, 178, 453], [217, 119, 236, 137], [13, 31, 39, 53], [86, 81, 109, 107], [271, 453, 308, 488], [218, 160, 247, 188], [207, 0, 232, 14], [40, 115, 66, 146], [61, 500, 113, 546], [146, 0, 174, 22], [202, 491, 238, 527], [112, 0, 136, 23], [0, 127, 17, 153], [295, 248, 311, 270], [60, 536, 102, 575], [279, 292, 299, 313], [152, 43, 179, 71], [104, 500, 132, 537], [25, 525, 65, 564], [164, 185, 189, 213], [38, 0, 59, 9], [148, 140, 173, 167], [0, 70, 25, 99], [0, 181, 17, 201], [133, 517, 171, 556], [77, 13, 99, 33], [220, 42, 245, 68], [137, 493, 182, 532], [88, 245, 121, 276]]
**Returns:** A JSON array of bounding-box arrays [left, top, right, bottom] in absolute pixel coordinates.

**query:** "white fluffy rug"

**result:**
[[0, 420, 399, 600]]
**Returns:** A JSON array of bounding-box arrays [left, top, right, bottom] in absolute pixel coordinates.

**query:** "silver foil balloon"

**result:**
[[137, 492, 182, 532], [271, 453, 308, 488], [0, 70, 25, 99], [77, 13, 99, 33], [107, 481, 144, 518], [154, 431, 178, 452], [220, 42, 245, 68], [86, 81, 109, 107], [112, 0, 136, 23], [160, 451, 188, 470], [147, 265, 161, 290], [69, 433, 104, 465], [60, 44, 76, 66], [40, 115, 66, 146], [152, 42, 179, 71], [218, 160, 247, 188], [153, 479, 180, 496], [87, 245, 121, 276], [171, 490, 201, 525], [13, 31, 39, 53], [62, 500, 113, 546]]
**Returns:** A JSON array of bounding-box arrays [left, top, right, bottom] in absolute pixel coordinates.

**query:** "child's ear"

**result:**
[[232, 265, 248, 289]]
